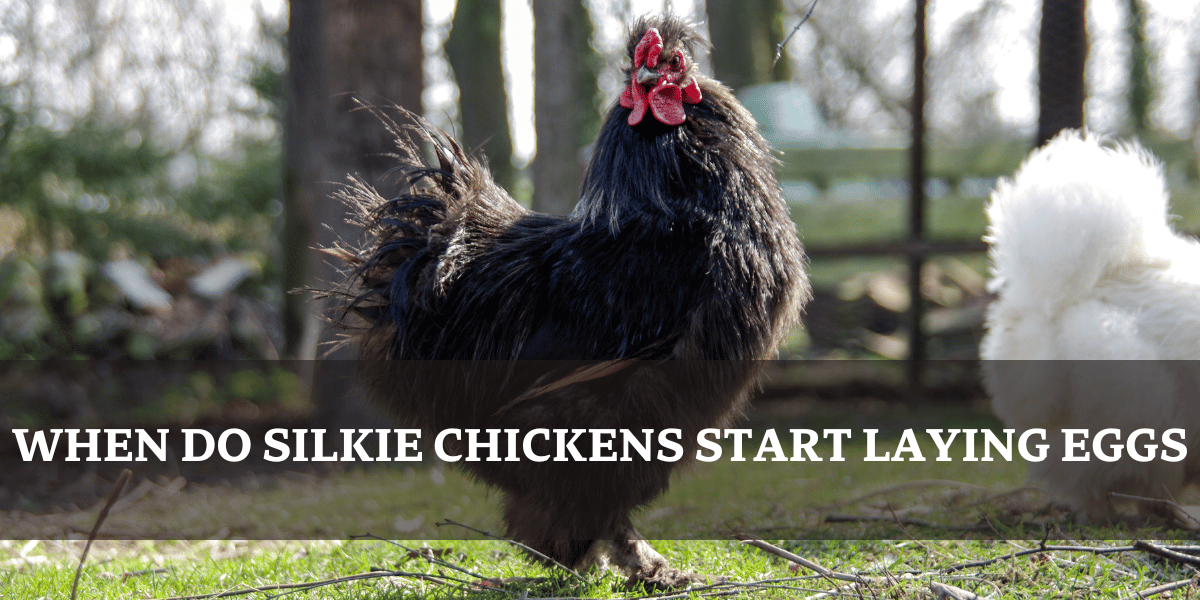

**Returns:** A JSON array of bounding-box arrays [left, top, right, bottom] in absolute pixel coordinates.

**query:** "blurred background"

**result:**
[[0, 0, 1197, 385]]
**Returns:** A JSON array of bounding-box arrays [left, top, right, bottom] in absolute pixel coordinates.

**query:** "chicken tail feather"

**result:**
[[322, 102, 523, 357], [985, 129, 1172, 314]]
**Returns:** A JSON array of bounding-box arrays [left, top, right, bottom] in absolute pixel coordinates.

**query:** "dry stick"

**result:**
[[938, 545, 1135, 575], [942, 575, 1003, 598], [1120, 577, 1198, 600], [349, 533, 508, 589], [760, 513, 987, 533], [772, 0, 820, 69], [956, 486, 1043, 510], [436, 518, 587, 583], [70, 468, 132, 600], [803, 581, 870, 600], [929, 580, 991, 600], [1134, 540, 1200, 568], [886, 503, 948, 562], [1054, 532, 1141, 580], [122, 567, 170, 579], [1110, 492, 1200, 529], [733, 534, 871, 585], [149, 570, 463, 600], [819, 479, 988, 512]]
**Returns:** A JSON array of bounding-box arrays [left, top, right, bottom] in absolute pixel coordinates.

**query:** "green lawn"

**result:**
[[7, 527, 1200, 599]]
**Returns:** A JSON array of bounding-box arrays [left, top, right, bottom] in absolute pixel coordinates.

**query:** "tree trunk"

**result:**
[[282, 0, 327, 359], [294, 0, 424, 427], [447, 0, 514, 192], [706, 0, 792, 92], [1125, 0, 1152, 134], [531, 0, 599, 215], [1036, 0, 1087, 147], [323, 0, 424, 186]]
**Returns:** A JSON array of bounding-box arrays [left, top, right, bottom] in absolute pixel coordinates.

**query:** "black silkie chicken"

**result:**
[[326, 16, 810, 587]]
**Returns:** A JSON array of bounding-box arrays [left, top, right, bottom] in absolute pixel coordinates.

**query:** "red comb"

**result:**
[[633, 28, 663, 68]]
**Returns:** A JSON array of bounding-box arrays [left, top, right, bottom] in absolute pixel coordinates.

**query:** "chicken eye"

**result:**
[[670, 52, 683, 71]]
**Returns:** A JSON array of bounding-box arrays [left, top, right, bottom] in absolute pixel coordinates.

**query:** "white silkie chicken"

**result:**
[[981, 129, 1200, 520]]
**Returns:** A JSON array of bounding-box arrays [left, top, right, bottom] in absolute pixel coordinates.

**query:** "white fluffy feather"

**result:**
[[981, 129, 1200, 518]]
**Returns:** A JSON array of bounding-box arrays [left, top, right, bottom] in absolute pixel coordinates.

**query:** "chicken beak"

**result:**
[[636, 66, 660, 85]]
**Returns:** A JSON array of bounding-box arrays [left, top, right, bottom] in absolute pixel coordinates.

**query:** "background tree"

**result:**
[[284, 0, 424, 360], [283, 0, 424, 424], [531, 0, 600, 215], [787, 0, 911, 133], [1036, 0, 1088, 146], [446, 0, 514, 192], [1125, 0, 1153, 135], [705, 0, 791, 91], [282, 0, 327, 358]]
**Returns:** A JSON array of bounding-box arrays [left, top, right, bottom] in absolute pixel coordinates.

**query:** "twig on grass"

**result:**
[[70, 468, 131, 600], [436, 518, 587, 583], [887, 504, 950, 561], [1120, 576, 1198, 600], [349, 533, 509, 589], [956, 486, 1042, 510], [118, 567, 170, 579], [1133, 540, 1200, 568], [937, 544, 1136, 575], [733, 534, 871, 585], [148, 569, 468, 600], [818, 479, 988, 511], [930, 580, 992, 600], [1110, 492, 1200, 529]]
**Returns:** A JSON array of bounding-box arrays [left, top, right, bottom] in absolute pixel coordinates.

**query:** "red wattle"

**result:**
[[625, 75, 649, 125], [620, 85, 636, 109], [682, 77, 702, 104], [648, 84, 685, 126]]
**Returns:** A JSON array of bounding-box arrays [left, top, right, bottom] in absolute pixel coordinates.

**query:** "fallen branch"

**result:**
[[819, 479, 988, 511], [1120, 577, 1198, 600], [150, 569, 471, 600], [733, 534, 871, 585], [1110, 492, 1200, 529], [938, 544, 1135, 575], [1133, 540, 1200, 568], [350, 533, 506, 588], [930, 580, 992, 600]]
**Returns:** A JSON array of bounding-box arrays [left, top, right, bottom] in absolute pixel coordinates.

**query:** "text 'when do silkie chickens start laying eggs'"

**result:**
[[10, 427, 1188, 463]]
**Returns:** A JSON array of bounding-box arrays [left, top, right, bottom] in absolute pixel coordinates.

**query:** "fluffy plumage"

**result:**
[[981, 129, 1200, 519], [325, 15, 809, 585]]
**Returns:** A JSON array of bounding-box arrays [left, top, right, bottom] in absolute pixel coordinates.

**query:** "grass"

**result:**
[[7, 535, 1200, 598]]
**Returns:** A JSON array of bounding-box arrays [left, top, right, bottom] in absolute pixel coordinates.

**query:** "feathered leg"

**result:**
[[502, 492, 710, 589]]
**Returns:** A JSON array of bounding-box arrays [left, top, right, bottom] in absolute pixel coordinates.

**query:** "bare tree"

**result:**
[[786, 0, 911, 132], [532, 0, 600, 215], [447, 0, 514, 192], [0, 0, 272, 151]]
